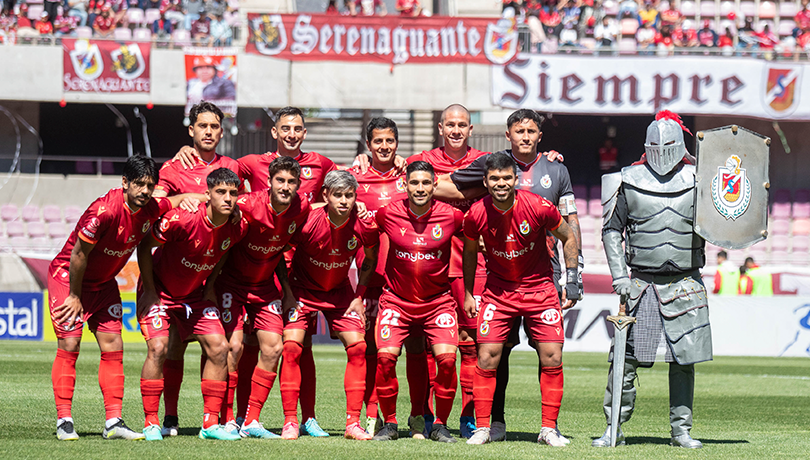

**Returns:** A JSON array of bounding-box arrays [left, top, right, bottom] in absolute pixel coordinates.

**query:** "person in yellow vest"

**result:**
[[738, 257, 774, 296], [712, 251, 740, 296]]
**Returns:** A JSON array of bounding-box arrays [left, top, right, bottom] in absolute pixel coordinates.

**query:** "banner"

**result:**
[[0, 292, 43, 341], [62, 39, 151, 93], [245, 13, 519, 66], [492, 55, 810, 120], [184, 47, 238, 117]]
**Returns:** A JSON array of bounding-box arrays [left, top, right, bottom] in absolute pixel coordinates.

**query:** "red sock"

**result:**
[[245, 367, 277, 425], [473, 366, 497, 429], [280, 341, 303, 424], [300, 345, 316, 421], [220, 371, 238, 424], [162, 358, 184, 417], [376, 352, 399, 424], [458, 343, 477, 417], [237, 344, 260, 419], [432, 353, 457, 426], [405, 351, 428, 417], [425, 350, 436, 416], [201, 379, 227, 429], [364, 349, 378, 419], [140, 378, 164, 427], [344, 342, 367, 426], [52, 349, 79, 419], [540, 365, 564, 428], [99, 351, 124, 420]]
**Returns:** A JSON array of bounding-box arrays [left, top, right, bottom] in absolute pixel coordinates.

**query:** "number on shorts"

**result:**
[[221, 292, 232, 309], [380, 309, 401, 326], [482, 304, 497, 321]]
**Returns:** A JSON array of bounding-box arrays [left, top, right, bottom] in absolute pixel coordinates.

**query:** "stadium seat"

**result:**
[[621, 18, 639, 35], [795, 189, 810, 203], [773, 188, 792, 202], [42, 205, 62, 223], [579, 215, 596, 233], [772, 202, 791, 218], [25, 0, 43, 3], [114, 28, 132, 41], [572, 184, 588, 199], [589, 185, 601, 201], [790, 250, 809, 265], [9, 236, 29, 249], [133, 28, 152, 41], [47, 222, 67, 240], [720, 1, 735, 16], [618, 37, 637, 53], [603, 0, 619, 15], [144, 8, 161, 26], [225, 11, 240, 26], [680, 1, 697, 17], [172, 29, 192, 47], [21, 205, 40, 222], [792, 202, 810, 219], [760, 1, 777, 19], [739, 1, 757, 18], [75, 26, 93, 40], [780, 1, 798, 18], [6, 221, 24, 238], [588, 198, 601, 217], [771, 234, 790, 251], [771, 218, 791, 235], [27, 4, 43, 20], [27, 222, 45, 238], [793, 219, 810, 236], [64, 205, 82, 223], [769, 249, 791, 264], [575, 198, 588, 215], [29, 236, 50, 250], [127, 7, 145, 26], [699, 1, 716, 17], [659, 1, 670, 10], [793, 235, 810, 252], [0, 204, 18, 222]]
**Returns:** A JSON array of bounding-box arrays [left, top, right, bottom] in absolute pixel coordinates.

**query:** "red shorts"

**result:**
[[214, 285, 248, 336], [48, 278, 122, 339], [477, 284, 563, 344], [217, 279, 284, 335], [138, 295, 225, 342], [375, 289, 458, 349], [285, 285, 364, 334], [450, 276, 487, 330], [364, 286, 383, 320]]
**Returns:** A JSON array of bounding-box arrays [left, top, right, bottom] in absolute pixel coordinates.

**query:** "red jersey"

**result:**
[[376, 199, 463, 303], [796, 9, 810, 31], [464, 190, 562, 291], [151, 204, 247, 302], [156, 153, 241, 195], [217, 191, 310, 288], [238, 151, 337, 203], [407, 146, 489, 278], [49, 188, 172, 290], [289, 206, 379, 294], [351, 166, 407, 288]]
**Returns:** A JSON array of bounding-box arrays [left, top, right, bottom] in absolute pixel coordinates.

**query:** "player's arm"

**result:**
[[346, 244, 379, 327], [52, 238, 95, 328], [462, 236, 480, 318], [559, 194, 583, 298], [275, 258, 296, 314], [203, 252, 229, 305], [136, 233, 164, 319], [551, 218, 579, 310]]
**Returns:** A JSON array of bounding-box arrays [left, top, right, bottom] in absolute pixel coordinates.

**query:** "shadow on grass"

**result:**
[[624, 436, 749, 446]]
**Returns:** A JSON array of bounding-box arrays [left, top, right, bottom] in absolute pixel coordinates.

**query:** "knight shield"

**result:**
[[694, 125, 770, 249]]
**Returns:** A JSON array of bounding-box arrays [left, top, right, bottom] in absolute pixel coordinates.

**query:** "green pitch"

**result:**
[[1, 341, 809, 459]]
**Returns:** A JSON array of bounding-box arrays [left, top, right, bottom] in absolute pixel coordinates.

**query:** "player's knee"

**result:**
[[540, 352, 562, 368], [147, 338, 170, 359], [282, 340, 303, 362], [206, 339, 230, 365], [346, 341, 367, 361]]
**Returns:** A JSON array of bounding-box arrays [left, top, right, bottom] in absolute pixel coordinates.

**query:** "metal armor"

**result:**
[[645, 118, 687, 176]]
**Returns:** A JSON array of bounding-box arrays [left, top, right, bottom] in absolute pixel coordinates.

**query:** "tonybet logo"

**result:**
[[103, 245, 137, 258], [490, 242, 535, 261], [395, 249, 441, 263], [248, 242, 284, 255], [181, 257, 215, 273]]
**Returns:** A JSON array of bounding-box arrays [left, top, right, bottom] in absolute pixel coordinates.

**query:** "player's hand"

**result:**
[[280, 290, 298, 315], [542, 150, 564, 163], [463, 292, 477, 319], [53, 294, 83, 330], [354, 153, 371, 174], [356, 201, 369, 219], [179, 196, 202, 213], [137, 289, 160, 320], [393, 155, 407, 174], [345, 298, 367, 328], [612, 276, 632, 296], [173, 145, 200, 170]]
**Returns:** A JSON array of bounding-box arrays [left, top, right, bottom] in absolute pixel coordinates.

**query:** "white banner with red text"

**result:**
[[492, 54, 809, 120]]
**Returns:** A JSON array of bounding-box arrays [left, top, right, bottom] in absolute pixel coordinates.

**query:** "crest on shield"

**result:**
[[252, 14, 287, 56], [483, 18, 518, 65], [763, 67, 802, 118], [694, 125, 770, 249]]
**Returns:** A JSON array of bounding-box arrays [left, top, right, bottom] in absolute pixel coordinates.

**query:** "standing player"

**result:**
[[152, 101, 244, 438], [137, 168, 246, 441], [461, 153, 580, 446], [214, 156, 311, 439], [406, 104, 488, 438], [48, 156, 193, 441], [280, 170, 379, 440], [445, 109, 583, 442], [371, 161, 463, 443], [350, 117, 407, 436]]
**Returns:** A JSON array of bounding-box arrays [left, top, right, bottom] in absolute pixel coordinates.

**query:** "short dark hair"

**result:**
[[123, 155, 159, 184], [189, 101, 224, 126], [406, 160, 435, 180], [718, 250, 728, 259], [207, 167, 240, 189], [484, 152, 517, 176], [366, 117, 398, 142], [275, 106, 305, 127], [745, 256, 755, 264], [268, 156, 301, 180], [506, 109, 545, 130]]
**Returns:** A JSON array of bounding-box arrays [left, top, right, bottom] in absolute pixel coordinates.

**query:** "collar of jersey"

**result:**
[[121, 192, 141, 215], [197, 153, 219, 166], [407, 202, 433, 220], [369, 166, 399, 178], [266, 193, 290, 216], [268, 151, 304, 162], [326, 209, 351, 229], [440, 146, 471, 165], [512, 150, 540, 169], [490, 192, 517, 215]]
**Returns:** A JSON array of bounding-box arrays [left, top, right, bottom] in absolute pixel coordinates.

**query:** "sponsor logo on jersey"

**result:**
[[395, 177, 406, 192], [268, 300, 283, 315], [380, 324, 391, 340], [82, 216, 101, 239], [107, 303, 123, 319], [505, 233, 516, 242], [181, 257, 216, 273], [118, 226, 125, 235], [347, 236, 358, 251], [97, 206, 107, 216], [103, 245, 137, 258], [379, 191, 390, 201], [435, 313, 456, 328], [195, 177, 202, 185], [204, 248, 215, 257], [363, 184, 370, 192], [301, 167, 313, 179], [540, 174, 552, 189], [540, 308, 561, 326], [414, 236, 427, 246], [288, 221, 297, 234], [330, 248, 341, 256], [395, 249, 442, 262], [159, 218, 170, 233], [142, 221, 151, 233], [203, 307, 220, 320], [309, 257, 352, 271], [519, 220, 531, 235], [479, 320, 490, 336], [126, 234, 135, 243], [490, 242, 536, 261], [432, 224, 443, 241], [520, 178, 533, 187], [270, 234, 280, 241], [222, 237, 231, 251], [194, 239, 202, 248], [248, 242, 284, 255], [400, 227, 407, 236]]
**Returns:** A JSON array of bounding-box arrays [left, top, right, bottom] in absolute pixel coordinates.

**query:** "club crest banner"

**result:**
[[62, 39, 150, 93], [184, 47, 238, 116], [245, 13, 519, 65]]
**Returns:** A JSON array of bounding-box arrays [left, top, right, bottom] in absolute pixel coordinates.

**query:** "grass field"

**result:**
[[1, 340, 809, 459]]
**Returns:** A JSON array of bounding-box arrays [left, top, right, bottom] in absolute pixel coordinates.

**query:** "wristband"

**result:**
[[354, 285, 367, 299]]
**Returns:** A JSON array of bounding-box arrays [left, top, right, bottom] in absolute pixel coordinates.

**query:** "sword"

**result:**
[[606, 295, 636, 447]]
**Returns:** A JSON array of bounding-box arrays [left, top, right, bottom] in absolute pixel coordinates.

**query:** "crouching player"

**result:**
[[136, 168, 247, 441], [280, 170, 380, 440], [462, 153, 580, 445]]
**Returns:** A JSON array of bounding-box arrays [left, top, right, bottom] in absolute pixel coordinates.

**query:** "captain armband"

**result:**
[[558, 195, 577, 217]]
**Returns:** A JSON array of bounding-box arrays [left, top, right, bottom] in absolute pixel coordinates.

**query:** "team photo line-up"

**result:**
[[48, 100, 709, 448]]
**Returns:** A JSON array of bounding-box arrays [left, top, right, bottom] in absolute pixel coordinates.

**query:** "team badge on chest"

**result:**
[[288, 221, 297, 234], [540, 174, 552, 189], [395, 177, 406, 192], [347, 236, 358, 251], [142, 221, 151, 233], [221, 237, 231, 251], [301, 167, 313, 179], [519, 220, 531, 235], [432, 224, 443, 241]]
